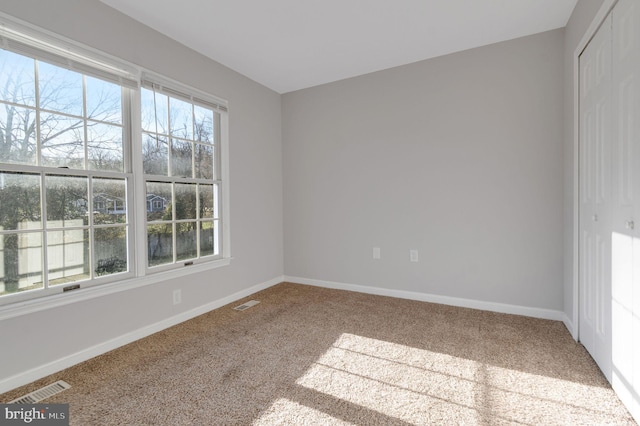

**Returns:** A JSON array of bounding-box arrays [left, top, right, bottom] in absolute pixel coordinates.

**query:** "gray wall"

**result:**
[[283, 29, 565, 310], [563, 0, 606, 331], [0, 0, 283, 382]]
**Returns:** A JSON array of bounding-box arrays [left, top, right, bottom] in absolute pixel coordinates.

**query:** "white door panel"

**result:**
[[579, 13, 612, 380], [611, 0, 640, 420]]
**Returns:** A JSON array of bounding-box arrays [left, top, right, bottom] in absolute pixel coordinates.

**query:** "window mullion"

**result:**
[[129, 88, 147, 278]]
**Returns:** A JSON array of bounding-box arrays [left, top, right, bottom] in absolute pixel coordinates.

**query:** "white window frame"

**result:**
[[0, 13, 231, 314], [137, 73, 229, 274]]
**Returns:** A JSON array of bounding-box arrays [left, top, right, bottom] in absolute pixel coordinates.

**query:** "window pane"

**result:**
[[148, 223, 173, 266], [176, 222, 197, 261], [194, 143, 213, 179], [46, 175, 88, 227], [193, 105, 213, 144], [85, 76, 122, 124], [198, 184, 214, 219], [175, 183, 196, 220], [47, 229, 89, 285], [141, 88, 168, 134], [95, 227, 127, 276], [40, 113, 85, 168], [0, 105, 37, 165], [0, 232, 43, 296], [0, 49, 36, 107], [38, 61, 83, 116], [93, 178, 126, 224], [0, 173, 41, 231], [87, 122, 123, 171], [199, 221, 214, 257], [142, 133, 168, 175], [146, 182, 172, 222], [171, 139, 193, 178], [170, 97, 193, 139]]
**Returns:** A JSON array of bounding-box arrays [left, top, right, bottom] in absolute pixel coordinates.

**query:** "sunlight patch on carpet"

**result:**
[[294, 333, 632, 425], [253, 398, 355, 425]]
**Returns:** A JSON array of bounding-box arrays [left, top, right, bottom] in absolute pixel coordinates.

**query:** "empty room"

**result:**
[[0, 0, 639, 424]]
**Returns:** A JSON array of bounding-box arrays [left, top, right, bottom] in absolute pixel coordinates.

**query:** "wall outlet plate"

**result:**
[[173, 289, 182, 305]]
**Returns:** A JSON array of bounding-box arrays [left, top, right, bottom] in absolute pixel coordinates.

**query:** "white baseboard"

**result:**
[[562, 314, 575, 338], [0, 275, 283, 395], [285, 276, 567, 322]]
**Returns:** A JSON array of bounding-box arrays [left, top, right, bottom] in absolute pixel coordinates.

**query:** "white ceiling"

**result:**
[[100, 0, 577, 94]]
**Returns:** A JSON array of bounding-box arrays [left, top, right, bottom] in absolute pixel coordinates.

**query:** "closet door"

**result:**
[[579, 13, 612, 380], [611, 0, 640, 418]]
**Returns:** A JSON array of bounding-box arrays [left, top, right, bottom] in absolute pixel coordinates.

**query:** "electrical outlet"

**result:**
[[410, 250, 419, 262], [173, 289, 182, 305], [373, 247, 381, 259]]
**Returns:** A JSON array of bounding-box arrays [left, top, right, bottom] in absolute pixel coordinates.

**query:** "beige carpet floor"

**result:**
[[1, 282, 636, 425]]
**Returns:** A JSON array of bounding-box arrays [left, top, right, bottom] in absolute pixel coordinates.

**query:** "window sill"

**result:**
[[0, 257, 231, 321]]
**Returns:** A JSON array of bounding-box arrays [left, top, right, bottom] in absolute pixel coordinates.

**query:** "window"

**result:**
[[140, 81, 223, 270], [0, 49, 133, 299], [0, 19, 229, 307]]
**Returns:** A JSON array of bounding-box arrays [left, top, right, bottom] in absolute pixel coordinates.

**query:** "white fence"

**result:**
[[0, 220, 86, 293]]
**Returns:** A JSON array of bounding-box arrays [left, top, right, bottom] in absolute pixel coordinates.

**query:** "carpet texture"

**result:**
[[1, 282, 636, 425]]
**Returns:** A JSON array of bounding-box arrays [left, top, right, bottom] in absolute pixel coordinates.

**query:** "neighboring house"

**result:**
[[80, 193, 166, 215], [146, 194, 167, 213], [93, 193, 126, 215]]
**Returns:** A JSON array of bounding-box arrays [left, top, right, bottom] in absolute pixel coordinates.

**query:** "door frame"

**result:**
[[572, 0, 618, 341]]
